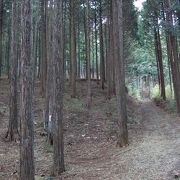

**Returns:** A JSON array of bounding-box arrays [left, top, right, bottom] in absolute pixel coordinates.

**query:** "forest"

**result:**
[[0, 0, 179, 179]]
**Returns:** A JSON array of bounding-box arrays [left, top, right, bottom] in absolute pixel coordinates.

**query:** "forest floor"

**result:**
[[0, 77, 180, 180]]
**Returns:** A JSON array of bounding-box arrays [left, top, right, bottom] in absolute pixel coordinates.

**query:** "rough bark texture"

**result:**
[[165, 0, 180, 115], [112, 0, 128, 147], [45, 0, 53, 142], [6, 0, 19, 141], [154, 25, 166, 100], [95, 4, 99, 81], [40, 0, 47, 97], [107, 0, 115, 99], [19, 0, 35, 179], [0, 0, 3, 77], [70, 0, 76, 97], [99, 0, 105, 89], [85, 0, 91, 108], [52, 0, 65, 175]]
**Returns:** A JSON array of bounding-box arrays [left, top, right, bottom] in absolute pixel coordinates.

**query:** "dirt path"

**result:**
[[61, 101, 180, 180], [0, 78, 179, 180]]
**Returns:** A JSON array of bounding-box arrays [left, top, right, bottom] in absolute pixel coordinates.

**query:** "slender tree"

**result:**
[[99, 0, 105, 89], [52, 0, 65, 175], [0, 0, 3, 77], [70, 0, 76, 97], [85, 0, 91, 108], [6, 0, 19, 141], [164, 0, 180, 114], [19, 0, 35, 179], [153, 24, 166, 100], [39, 0, 47, 97], [95, 1, 99, 81], [112, 0, 128, 147]]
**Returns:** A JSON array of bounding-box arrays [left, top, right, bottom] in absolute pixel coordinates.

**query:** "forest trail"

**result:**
[[0, 80, 180, 180], [61, 101, 180, 180]]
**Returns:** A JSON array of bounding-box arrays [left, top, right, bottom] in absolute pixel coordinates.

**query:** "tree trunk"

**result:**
[[70, 0, 76, 97], [20, 0, 35, 179], [85, 0, 91, 108], [107, 0, 114, 99], [45, 0, 53, 142], [164, 0, 180, 114], [154, 25, 166, 100], [99, 0, 105, 89], [52, 0, 65, 175], [6, 0, 19, 142], [77, 17, 81, 79], [112, 0, 128, 147], [0, 0, 3, 77], [95, 5, 99, 81], [40, 0, 47, 97]]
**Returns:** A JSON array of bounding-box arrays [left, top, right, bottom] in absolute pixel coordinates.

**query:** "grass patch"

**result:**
[[66, 98, 84, 112], [44, 143, 53, 153], [164, 99, 176, 112]]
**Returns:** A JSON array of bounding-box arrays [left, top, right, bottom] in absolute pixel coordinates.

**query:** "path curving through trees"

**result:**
[[61, 101, 180, 180]]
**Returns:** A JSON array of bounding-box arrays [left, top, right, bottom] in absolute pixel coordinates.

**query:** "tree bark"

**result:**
[[0, 0, 3, 77], [99, 0, 105, 89], [95, 4, 99, 81], [165, 0, 180, 114], [85, 0, 91, 108], [40, 0, 47, 97], [107, 0, 115, 99], [19, 0, 35, 179], [112, 0, 128, 147], [6, 0, 19, 142], [154, 25, 166, 100], [52, 0, 65, 175], [70, 0, 76, 97]]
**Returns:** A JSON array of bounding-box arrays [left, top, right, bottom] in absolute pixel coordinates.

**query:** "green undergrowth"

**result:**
[[153, 97, 176, 113], [44, 143, 53, 153], [65, 97, 84, 112]]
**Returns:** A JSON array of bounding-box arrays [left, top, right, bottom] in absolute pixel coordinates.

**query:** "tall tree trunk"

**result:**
[[0, 0, 3, 77], [91, 27, 95, 79], [95, 5, 99, 81], [85, 0, 91, 108], [154, 25, 166, 100], [107, 0, 114, 99], [165, 0, 180, 114], [70, 0, 76, 97], [52, 0, 65, 175], [40, 0, 47, 97], [112, 0, 128, 147], [45, 0, 53, 142], [162, 1, 173, 97], [157, 27, 166, 100], [99, 0, 105, 89], [77, 15, 81, 79], [6, 0, 19, 141], [20, 0, 35, 179]]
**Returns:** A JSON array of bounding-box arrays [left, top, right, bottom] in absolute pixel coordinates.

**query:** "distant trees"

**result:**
[[163, 0, 180, 114], [2, 0, 180, 178]]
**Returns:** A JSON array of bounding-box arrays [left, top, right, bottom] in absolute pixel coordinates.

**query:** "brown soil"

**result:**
[[0, 77, 179, 180]]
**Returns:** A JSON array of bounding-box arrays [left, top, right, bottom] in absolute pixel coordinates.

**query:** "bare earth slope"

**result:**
[[0, 79, 179, 180], [61, 101, 180, 180]]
